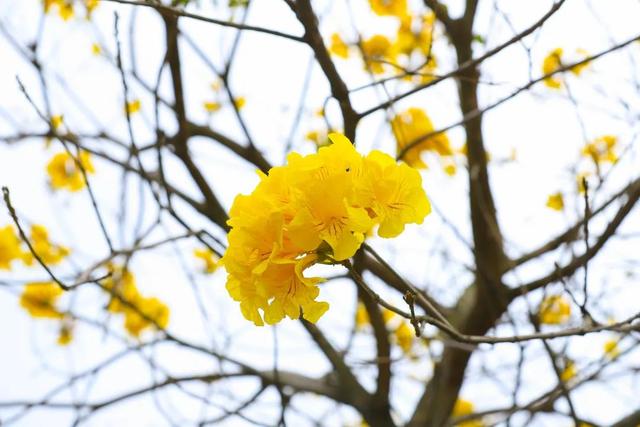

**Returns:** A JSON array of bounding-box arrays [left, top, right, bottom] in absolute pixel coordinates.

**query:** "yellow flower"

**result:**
[[57, 322, 73, 345], [194, 248, 219, 274], [361, 35, 396, 74], [329, 33, 350, 59], [91, 43, 102, 56], [576, 172, 590, 194], [234, 97, 246, 110], [123, 296, 170, 337], [452, 398, 484, 427], [51, 115, 64, 131], [22, 225, 70, 266], [539, 294, 571, 325], [359, 150, 431, 238], [582, 135, 618, 165], [103, 265, 170, 337], [204, 101, 221, 113], [104, 265, 139, 313], [305, 129, 330, 147], [125, 99, 141, 115], [392, 107, 453, 169], [561, 359, 576, 382], [603, 339, 620, 360], [542, 48, 564, 89], [395, 13, 435, 58], [19, 282, 64, 319], [47, 151, 95, 192], [59, 1, 74, 20], [546, 192, 564, 211], [393, 321, 414, 353], [369, 0, 408, 18], [222, 132, 430, 326], [0, 225, 23, 270], [355, 301, 369, 329], [84, 0, 99, 16], [542, 48, 590, 89]]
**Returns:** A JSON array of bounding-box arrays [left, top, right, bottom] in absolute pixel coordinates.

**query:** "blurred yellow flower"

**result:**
[[0, 225, 23, 270], [234, 97, 246, 110], [47, 151, 95, 192], [57, 322, 73, 345], [329, 33, 349, 59], [22, 225, 70, 266], [452, 398, 484, 427], [362, 34, 395, 74], [194, 248, 219, 274], [542, 47, 590, 89], [51, 115, 64, 131], [369, 0, 408, 18], [603, 339, 620, 360], [104, 265, 170, 337], [204, 101, 221, 113], [546, 192, 564, 211], [582, 135, 618, 165], [561, 359, 576, 382], [125, 99, 141, 115], [539, 294, 571, 325], [392, 107, 453, 170], [20, 282, 64, 319]]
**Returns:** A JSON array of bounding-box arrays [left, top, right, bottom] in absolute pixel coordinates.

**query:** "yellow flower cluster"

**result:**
[[546, 192, 564, 211], [329, 3, 437, 81], [47, 151, 95, 192], [452, 398, 484, 427], [369, 0, 407, 18], [20, 282, 64, 319], [19, 281, 74, 345], [561, 359, 577, 382], [23, 225, 70, 266], [0, 225, 22, 270], [542, 47, 590, 89], [43, 0, 98, 20], [603, 338, 620, 360], [104, 266, 170, 338], [0, 224, 69, 270], [203, 79, 246, 115], [194, 248, 220, 274], [222, 133, 431, 326], [582, 135, 618, 165], [391, 107, 455, 172], [538, 294, 571, 325]]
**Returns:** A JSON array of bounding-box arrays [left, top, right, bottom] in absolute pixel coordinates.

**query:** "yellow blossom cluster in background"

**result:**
[[194, 248, 220, 274], [452, 398, 484, 427], [329, 0, 438, 82], [19, 282, 74, 345], [603, 338, 620, 360], [19, 282, 64, 319], [221, 133, 431, 326], [46, 151, 95, 192], [542, 47, 590, 89], [104, 265, 170, 338], [0, 224, 70, 270], [582, 135, 618, 165], [546, 192, 564, 211], [203, 79, 246, 115], [391, 107, 455, 173], [43, 0, 98, 21], [538, 294, 571, 325]]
